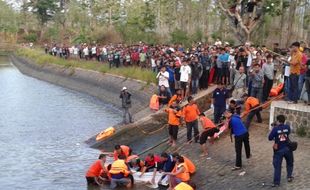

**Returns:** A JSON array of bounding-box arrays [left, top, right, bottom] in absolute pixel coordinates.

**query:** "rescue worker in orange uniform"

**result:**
[[164, 156, 190, 189], [109, 155, 133, 189], [85, 154, 109, 187], [242, 93, 262, 129], [113, 145, 132, 161], [182, 96, 200, 143], [172, 153, 196, 175], [165, 101, 182, 147], [199, 113, 219, 157], [168, 89, 183, 107]]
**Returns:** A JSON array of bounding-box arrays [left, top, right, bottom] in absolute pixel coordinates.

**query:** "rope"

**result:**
[[135, 123, 168, 135], [172, 93, 284, 154]]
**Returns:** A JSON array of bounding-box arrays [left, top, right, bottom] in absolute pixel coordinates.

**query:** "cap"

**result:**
[[122, 87, 127, 91]]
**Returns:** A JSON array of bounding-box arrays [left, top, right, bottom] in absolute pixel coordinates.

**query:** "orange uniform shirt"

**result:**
[[244, 97, 259, 113], [200, 116, 216, 130], [113, 145, 131, 161], [86, 160, 104, 177], [183, 104, 200, 123], [183, 156, 196, 174], [290, 50, 302, 74], [166, 108, 182, 126]]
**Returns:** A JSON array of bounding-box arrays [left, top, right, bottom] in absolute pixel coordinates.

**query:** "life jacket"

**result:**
[[109, 159, 130, 177], [86, 160, 104, 177], [150, 94, 159, 111], [113, 145, 131, 161], [96, 127, 115, 141], [183, 156, 196, 174], [269, 83, 284, 97], [173, 163, 190, 182], [174, 182, 194, 190]]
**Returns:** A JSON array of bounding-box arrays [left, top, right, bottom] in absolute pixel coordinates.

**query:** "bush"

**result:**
[[24, 33, 38, 43], [170, 29, 190, 47], [296, 125, 307, 137]]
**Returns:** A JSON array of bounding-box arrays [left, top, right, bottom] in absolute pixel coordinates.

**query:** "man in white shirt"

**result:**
[[180, 60, 192, 98], [156, 66, 171, 95]]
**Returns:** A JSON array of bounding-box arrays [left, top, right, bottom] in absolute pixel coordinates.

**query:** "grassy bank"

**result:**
[[16, 48, 157, 84]]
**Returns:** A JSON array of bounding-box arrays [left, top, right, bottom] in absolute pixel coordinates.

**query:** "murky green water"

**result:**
[[0, 56, 122, 190]]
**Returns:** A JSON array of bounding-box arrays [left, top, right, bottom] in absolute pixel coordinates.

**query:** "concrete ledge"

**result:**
[[270, 101, 310, 131]]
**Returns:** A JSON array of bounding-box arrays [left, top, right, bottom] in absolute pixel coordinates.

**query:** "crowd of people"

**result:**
[[84, 39, 310, 189], [45, 40, 310, 107]]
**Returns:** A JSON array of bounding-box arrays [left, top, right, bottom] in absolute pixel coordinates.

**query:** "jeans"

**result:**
[[191, 79, 199, 95], [251, 87, 263, 102], [214, 106, 226, 124], [263, 76, 273, 102], [273, 147, 294, 185], [289, 74, 299, 102], [298, 74, 305, 98], [244, 106, 262, 129], [186, 120, 199, 142], [235, 132, 251, 167], [123, 107, 132, 123], [169, 81, 175, 95]]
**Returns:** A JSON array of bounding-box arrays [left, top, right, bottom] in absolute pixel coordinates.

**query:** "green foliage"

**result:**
[[264, 0, 290, 17], [170, 29, 189, 46], [24, 33, 38, 43], [191, 29, 204, 43], [24, 0, 59, 25], [296, 125, 307, 137], [16, 48, 157, 84], [0, 1, 19, 33]]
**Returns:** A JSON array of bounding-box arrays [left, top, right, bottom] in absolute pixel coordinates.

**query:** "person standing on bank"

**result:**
[[211, 83, 229, 124], [224, 109, 251, 171], [183, 96, 200, 144], [268, 115, 294, 187], [120, 87, 133, 124]]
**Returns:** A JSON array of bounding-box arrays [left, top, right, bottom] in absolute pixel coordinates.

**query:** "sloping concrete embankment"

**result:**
[[87, 86, 216, 154], [10, 55, 155, 114]]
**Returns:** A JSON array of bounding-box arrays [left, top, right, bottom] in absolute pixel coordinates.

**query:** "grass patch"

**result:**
[[16, 48, 157, 83], [296, 125, 308, 137]]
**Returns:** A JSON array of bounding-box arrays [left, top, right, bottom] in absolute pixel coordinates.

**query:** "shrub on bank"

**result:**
[[16, 48, 157, 84]]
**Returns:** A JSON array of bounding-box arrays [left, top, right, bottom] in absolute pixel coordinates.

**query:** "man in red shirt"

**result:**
[[85, 154, 108, 186], [183, 96, 200, 143]]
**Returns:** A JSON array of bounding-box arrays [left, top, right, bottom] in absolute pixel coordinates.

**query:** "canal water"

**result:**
[[0, 56, 122, 190]]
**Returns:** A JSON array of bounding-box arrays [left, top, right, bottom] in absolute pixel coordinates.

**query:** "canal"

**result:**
[[0, 56, 122, 190]]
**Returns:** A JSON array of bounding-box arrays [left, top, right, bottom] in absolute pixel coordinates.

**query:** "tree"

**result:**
[[24, 0, 59, 25], [217, 0, 287, 43]]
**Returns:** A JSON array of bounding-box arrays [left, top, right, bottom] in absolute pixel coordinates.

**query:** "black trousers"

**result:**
[[186, 120, 199, 142], [199, 69, 209, 89], [235, 132, 251, 167], [263, 76, 273, 102]]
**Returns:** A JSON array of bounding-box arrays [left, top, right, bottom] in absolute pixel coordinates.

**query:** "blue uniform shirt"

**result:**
[[162, 155, 175, 172], [213, 88, 229, 107], [166, 67, 175, 82], [268, 124, 291, 150], [229, 115, 248, 137]]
